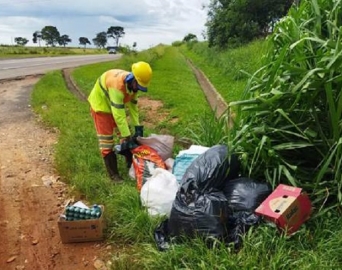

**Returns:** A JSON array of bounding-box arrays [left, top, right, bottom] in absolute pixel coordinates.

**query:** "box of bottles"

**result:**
[[58, 203, 105, 243]]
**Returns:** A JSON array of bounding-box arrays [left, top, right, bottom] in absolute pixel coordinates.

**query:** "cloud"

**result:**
[[0, 0, 209, 50]]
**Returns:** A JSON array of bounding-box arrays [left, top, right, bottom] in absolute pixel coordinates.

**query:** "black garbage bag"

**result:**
[[180, 144, 240, 194], [154, 219, 170, 251], [168, 191, 231, 241], [223, 177, 272, 211], [227, 211, 261, 250], [161, 145, 240, 247], [223, 177, 272, 249], [154, 192, 231, 251]]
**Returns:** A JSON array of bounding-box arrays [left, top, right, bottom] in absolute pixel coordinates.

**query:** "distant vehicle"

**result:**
[[108, 49, 117, 54]]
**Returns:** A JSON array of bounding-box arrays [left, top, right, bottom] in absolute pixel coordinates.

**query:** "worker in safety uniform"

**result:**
[[88, 61, 152, 183]]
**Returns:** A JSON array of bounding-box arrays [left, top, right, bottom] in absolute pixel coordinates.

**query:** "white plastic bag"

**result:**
[[137, 134, 174, 161], [140, 168, 179, 217]]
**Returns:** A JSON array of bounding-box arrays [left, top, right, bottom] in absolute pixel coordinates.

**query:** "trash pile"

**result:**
[[121, 134, 312, 251]]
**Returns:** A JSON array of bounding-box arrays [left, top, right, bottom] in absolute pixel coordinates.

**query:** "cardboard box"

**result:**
[[255, 184, 312, 234], [58, 205, 105, 243]]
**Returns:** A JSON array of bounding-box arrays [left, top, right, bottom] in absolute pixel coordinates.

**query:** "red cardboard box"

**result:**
[[255, 184, 312, 234]]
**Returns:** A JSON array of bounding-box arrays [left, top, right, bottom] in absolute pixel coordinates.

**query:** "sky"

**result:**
[[0, 0, 210, 50]]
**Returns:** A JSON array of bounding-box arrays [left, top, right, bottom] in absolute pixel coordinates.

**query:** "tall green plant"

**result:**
[[188, 109, 229, 147], [228, 0, 342, 207]]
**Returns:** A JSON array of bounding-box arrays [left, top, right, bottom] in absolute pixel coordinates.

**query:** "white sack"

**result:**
[[140, 168, 179, 217]]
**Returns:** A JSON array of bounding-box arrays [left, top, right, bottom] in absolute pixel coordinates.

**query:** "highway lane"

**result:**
[[0, 54, 120, 80]]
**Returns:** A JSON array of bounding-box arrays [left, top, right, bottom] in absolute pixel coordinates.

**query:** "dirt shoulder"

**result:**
[[0, 77, 111, 270]]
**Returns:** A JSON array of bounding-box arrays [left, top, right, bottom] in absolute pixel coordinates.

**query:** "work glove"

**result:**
[[133, 125, 144, 138], [120, 136, 132, 145], [118, 136, 138, 153], [116, 136, 137, 169]]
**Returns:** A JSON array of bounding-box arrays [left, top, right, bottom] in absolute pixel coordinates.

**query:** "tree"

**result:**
[[14, 37, 29, 46], [107, 26, 125, 47], [92, 32, 107, 49], [58, 34, 72, 47], [206, 0, 293, 48], [183, 33, 198, 42], [32, 31, 42, 47], [79, 37, 91, 49], [41, 26, 60, 47]]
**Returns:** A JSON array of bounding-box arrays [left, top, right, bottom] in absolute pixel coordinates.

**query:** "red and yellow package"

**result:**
[[131, 145, 166, 191]]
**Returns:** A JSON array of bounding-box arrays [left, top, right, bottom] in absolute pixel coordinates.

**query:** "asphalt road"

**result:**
[[0, 54, 120, 80]]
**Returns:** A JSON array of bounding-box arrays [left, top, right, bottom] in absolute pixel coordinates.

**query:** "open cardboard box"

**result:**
[[58, 205, 105, 244], [255, 184, 312, 234]]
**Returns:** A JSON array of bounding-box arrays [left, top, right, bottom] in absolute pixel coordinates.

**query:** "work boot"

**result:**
[[103, 152, 123, 183]]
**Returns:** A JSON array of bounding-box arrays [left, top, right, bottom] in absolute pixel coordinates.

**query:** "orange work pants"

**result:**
[[90, 108, 120, 157]]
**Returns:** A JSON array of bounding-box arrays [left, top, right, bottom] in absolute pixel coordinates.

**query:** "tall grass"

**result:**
[[227, 0, 342, 208]]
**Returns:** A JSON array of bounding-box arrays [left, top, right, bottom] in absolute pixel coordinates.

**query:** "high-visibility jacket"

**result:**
[[88, 69, 139, 137]]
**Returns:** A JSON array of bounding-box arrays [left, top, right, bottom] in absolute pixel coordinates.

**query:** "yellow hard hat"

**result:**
[[131, 61, 152, 92]]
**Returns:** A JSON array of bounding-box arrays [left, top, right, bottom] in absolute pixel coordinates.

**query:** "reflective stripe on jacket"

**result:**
[[88, 69, 139, 137]]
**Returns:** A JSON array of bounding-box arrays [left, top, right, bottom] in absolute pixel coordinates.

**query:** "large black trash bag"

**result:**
[[166, 145, 240, 244], [154, 145, 242, 251], [154, 193, 231, 251], [223, 177, 272, 249], [168, 191, 231, 240]]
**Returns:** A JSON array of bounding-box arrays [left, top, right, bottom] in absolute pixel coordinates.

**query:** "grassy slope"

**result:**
[[180, 40, 267, 105], [31, 44, 342, 269]]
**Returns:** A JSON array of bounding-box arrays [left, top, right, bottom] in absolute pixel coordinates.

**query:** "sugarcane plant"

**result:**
[[228, 0, 342, 209]]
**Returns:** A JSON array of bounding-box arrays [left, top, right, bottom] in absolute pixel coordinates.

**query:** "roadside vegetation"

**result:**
[[29, 0, 342, 269], [0, 45, 106, 58]]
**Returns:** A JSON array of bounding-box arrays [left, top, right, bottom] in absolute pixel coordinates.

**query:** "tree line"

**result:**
[[176, 1, 297, 50], [14, 25, 126, 49], [205, 0, 295, 48]]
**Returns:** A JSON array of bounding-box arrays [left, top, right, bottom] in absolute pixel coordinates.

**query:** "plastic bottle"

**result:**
[[85, 209, 91, 219], [92, 204, 102, 217]]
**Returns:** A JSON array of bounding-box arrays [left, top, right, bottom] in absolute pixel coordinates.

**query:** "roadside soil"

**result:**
[[0, 76, 112, 270], [0, 63, 227, 270]]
